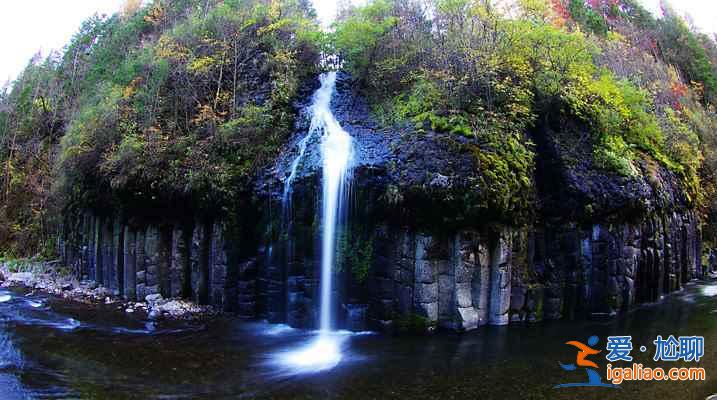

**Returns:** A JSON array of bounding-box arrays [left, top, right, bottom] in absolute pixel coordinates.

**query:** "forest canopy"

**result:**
[[1, 0, 717, 256]]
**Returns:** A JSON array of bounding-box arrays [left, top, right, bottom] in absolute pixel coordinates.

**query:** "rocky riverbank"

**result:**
[[0, 260, 216, 321]]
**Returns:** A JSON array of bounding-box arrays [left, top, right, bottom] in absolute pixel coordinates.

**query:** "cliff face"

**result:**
[[59, 72, 705, 331]]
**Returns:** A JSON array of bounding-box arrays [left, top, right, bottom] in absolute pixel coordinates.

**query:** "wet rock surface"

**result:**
[[57, 72, 706, 333], [0, 260, 215, 321]]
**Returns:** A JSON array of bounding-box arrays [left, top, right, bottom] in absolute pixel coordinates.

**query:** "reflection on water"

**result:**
[[0, 283, 715, 399], [269, 334, 347, 375]]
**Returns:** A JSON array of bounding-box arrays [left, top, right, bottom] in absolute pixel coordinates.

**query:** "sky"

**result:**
[[0, 0, 124, 85], [0, 0, 715, 85]]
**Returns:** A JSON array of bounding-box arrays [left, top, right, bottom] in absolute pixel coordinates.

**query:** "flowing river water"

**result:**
[[0, 280, 716, 399]]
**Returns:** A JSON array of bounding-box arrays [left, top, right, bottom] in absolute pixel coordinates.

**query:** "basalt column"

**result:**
[[237, 257, 258, 318], [102, 218, 114, 289], [144, 226, 161, 296], [451, 231, 480, 330], [170, 223, 192, 299], [210, 222, 236, 311], [84, 213, 95, 280], [189, 221, 203, 303], [413, 234, 439, 322], [87, 214, 97, 281], [135, 227, 147, 300], [488, 230, 512, 326], [158, 226, 172, 298], [112, 220, 124, 296], [197, 221, 212, 305], [123, 226, 137, 301]]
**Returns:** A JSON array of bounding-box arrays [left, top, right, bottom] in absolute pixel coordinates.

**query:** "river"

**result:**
[[0, 280, 715, 399]]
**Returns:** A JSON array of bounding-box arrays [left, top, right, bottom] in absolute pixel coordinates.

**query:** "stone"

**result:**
[[624, 277, 635, 307], [472, 262, 490, 326], [415, 301, 438, 322], [373, 277, 394, 298], [345, 303, 369, 331], [7, 272, 34, 286], [455, 282, 472, 308], [607, 276, 619, 296], [455, 261, 473, 284], [438, 282, 455, 323], [510, 286, 526, 312], [415, 282, 438, 303], [148, 309, 161, 320], [608, 260, 618, 275], [489, 246, 511, 326], [145, 293, 163, 304], [414, 234, 432, 262], [144, 285, 160, 296], [157, 300, 187, 317], [414, 260, 435, 284], [544, 298, 562, 320], [456, 307, 478, 330], [429, 173, 449, 188], [397, 285, 413, 313]]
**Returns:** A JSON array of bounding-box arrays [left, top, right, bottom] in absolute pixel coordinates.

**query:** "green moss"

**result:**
[[337, 231, 374, 283], [393, 312, 435, 335]]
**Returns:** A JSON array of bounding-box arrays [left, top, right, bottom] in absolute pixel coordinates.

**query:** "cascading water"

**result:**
[[273, 71, 353, 372], [316, 71, 353, 331]]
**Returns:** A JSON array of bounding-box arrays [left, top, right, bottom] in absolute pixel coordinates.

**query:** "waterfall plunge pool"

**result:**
[[0, 282, 716, 399]]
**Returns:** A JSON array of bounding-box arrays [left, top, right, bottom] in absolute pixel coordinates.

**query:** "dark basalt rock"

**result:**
[[58, 72, 705, 333], [533, 119, 690, 224], [260, 72, 483, 230]]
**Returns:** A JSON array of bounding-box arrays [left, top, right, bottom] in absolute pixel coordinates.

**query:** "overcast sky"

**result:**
[[1, 0, 715, 85]]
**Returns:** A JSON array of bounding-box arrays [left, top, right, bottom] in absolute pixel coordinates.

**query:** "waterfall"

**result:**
[[272, 71, 352, 372], [281, 129, 310, 211], [282, 71, 352, 331], [316, 71, 353, 331]]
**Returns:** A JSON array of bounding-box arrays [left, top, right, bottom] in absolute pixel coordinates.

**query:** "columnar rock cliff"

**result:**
[[59, 73, 704, 331]]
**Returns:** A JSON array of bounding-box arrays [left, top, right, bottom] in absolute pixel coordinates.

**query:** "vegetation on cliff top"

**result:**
[[1, 0, 717, 256], [0, 0, 321, 256], [332, 0, 717, 226]]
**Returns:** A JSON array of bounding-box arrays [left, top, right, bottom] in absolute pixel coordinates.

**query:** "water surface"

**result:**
[[0, 281, 716, 399]]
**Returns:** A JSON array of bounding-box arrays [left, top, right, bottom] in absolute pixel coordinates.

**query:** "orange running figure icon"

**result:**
[[554, 335, 619, 389], [565, 340, 601, 368]]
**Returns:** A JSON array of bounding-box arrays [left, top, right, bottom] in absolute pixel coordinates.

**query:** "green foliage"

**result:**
[[393, 312, 435, 335], [333, 0, 714, 222], [337, 230, 373, 283], [2, 257, 34, 273], [471, 133, 535, 221], [332, 1, 537, 222], [1, 0, 717, 256], [567, 0, 608, 36], [54, 0, 322, 213], [657, 4, 717, 105], [332, 0, 398, 77], [0, 0, 322, 255]]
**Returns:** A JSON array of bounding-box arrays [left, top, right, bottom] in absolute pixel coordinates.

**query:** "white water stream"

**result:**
[[274, 71, 353, 372]]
